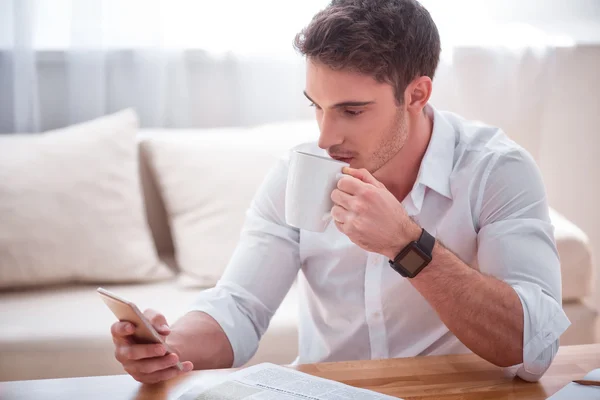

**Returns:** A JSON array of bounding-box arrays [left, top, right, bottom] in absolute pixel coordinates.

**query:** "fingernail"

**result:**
[[184, 363, 193, 372], [155, 345, 165, 356], [125, 324, 134, 333], [159, 324, 170, 331]]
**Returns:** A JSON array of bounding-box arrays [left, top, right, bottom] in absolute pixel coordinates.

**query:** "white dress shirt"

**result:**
[[190, 104, 570, 381]]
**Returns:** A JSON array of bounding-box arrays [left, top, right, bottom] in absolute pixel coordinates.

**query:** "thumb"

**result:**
[[343, 167, 383, 188], [156, 324, 171, 336], [144, 308, 170, 335]]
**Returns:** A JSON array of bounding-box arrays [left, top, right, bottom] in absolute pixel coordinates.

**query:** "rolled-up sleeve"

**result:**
[[476, 148, 571, 381], [188, 156, 301, 367]]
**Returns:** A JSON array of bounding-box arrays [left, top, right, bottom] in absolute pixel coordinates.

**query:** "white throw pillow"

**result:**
[[140, 126, 316, 287], [0, 109, 173, 289]]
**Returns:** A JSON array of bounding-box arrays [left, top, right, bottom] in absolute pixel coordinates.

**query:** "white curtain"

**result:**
[[0, 0, 328, 133], [1, 0, 599, 133]]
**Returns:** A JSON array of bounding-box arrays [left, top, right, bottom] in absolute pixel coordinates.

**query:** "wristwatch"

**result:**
[[388, 228, 435, 278]]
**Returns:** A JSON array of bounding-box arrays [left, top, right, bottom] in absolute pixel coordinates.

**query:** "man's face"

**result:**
[[305, 59, 408, 174]]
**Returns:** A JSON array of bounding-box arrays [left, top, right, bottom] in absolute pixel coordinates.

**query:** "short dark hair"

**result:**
[[294, 0, 441, 104]]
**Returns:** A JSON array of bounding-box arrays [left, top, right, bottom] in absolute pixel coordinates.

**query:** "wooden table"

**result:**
[[1, 344, 599, 399]]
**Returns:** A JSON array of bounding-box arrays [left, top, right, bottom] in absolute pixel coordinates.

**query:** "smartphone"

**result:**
[[97, 287, 183, 371]]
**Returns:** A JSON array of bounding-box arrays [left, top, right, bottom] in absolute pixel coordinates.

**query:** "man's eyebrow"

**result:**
[[303, 91, 375, 108]]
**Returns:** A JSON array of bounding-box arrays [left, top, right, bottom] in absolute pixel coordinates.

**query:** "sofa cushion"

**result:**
[[139, 121, 319, 287], [0, 279, 299, 381], [0, 109, 173, 290], [137, 127, 249, 261], [550, 208, 594, 301]]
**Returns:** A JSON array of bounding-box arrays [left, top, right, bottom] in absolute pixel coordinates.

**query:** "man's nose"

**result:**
[[317, 115, 344, 150]]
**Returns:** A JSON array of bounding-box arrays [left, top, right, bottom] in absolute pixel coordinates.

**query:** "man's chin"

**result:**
[[348, 157, 368, 170], [347, 159, 361, 169]]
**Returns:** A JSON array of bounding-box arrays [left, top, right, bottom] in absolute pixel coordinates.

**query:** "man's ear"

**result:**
[[405, 76, 432, 116]]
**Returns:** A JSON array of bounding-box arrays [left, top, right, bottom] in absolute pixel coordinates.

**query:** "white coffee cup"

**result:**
[[285, 150, 350, 232]]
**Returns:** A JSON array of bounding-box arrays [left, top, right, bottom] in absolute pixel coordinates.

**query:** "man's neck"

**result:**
[[374, 106, 434, 202]]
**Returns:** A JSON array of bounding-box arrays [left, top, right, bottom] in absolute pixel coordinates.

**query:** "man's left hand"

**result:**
[[331, 167, 421, 259]]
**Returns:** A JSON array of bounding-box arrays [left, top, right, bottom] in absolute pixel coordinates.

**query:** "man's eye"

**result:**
[[344, 109, 363, 117]]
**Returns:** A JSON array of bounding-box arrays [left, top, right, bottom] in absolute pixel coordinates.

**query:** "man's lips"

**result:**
[[330, 155, 354, 163]]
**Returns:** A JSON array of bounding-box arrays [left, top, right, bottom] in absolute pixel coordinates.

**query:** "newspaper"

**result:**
[[178, 362, 401, 400]]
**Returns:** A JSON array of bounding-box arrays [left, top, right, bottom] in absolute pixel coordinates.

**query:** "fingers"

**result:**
[[112, 321, 135, 337], [143, 309, 170, 336], [129, 361, 194, 385], [124, 353, 191, 381], [342, 167, 384, 188], [132, 353, 180, 375], [331, 188, 353, 210], [331, 205, 350, 224], [115, 343, 166, 363], [114, 335, 193, 384], [332, 186, 368, 217], [111, 321, 135, 346], [337, 174, 364, 195], [111, 309, 188, 384]]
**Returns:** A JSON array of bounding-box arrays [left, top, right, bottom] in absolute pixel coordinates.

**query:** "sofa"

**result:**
[[0, 109, 594, 382]]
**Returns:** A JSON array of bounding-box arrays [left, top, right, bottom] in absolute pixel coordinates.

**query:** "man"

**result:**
[[111, 0, 570, 384]]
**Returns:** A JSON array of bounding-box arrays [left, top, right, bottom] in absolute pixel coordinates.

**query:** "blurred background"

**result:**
[[1, 0, 599, 132], [0, 0, 599, 382]]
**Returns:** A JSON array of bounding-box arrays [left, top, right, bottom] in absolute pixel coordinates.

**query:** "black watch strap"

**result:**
[[417, 228, 435, 257]]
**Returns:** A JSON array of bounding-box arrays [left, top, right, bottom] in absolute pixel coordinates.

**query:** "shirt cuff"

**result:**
[[187, 284, 261, 368], [511, 282, 571, 379], [515, 339, 559, 382]]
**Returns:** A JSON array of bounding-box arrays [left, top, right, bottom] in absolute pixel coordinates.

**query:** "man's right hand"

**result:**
[[111, 309, 194, 384]]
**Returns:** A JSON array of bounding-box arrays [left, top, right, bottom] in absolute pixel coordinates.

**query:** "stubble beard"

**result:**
[[368, 108, 408, 175]]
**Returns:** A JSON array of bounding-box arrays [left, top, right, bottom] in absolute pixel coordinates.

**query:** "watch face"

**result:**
[[399, 248, 429, 275]]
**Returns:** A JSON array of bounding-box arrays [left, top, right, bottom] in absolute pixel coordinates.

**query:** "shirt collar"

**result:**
[[406, 104, 456, 214]]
